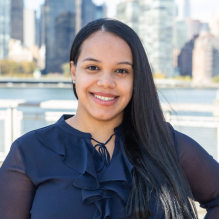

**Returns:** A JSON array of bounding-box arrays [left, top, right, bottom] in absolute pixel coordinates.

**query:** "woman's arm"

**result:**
[[175, 130, 219, 218], [0, 140, 36, 219]]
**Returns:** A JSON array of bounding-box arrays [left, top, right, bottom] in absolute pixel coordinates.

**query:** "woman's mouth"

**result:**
[[90, 92, 118, 105], [92, 94, 116, 101]]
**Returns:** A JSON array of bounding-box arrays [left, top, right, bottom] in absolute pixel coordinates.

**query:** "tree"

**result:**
[[213, 75, 219, 83], [153, 71, 166, 79], [0, 60, 36, 76], [62, 63, 71, 78]]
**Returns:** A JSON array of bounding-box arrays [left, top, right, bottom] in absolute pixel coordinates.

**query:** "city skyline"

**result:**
[[25, 0, 219, 21], [2, 0, 218, 78]]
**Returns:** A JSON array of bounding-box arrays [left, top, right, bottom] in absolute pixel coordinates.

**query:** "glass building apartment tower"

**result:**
[[139, 0, 174, 77], [116, 0, 140, 35], [95, 4, 106, 20], [55, 12, 75, 73], [177, 0, 190, 20], [81, 0, 95, 27], [0, 0, 10, 59], [10, 0, 23, 43], [43, 0, 103, 73], [44, 0, 75, 73]]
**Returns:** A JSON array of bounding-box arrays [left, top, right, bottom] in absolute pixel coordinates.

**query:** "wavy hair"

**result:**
[[70, 18, 197, 219]]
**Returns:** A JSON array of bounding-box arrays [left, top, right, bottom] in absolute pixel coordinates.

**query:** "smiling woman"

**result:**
[[68, 31, 133, 127], [0, 18, 219, 219]]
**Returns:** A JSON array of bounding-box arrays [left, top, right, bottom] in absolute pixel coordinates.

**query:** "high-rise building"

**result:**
[[23, 9, 36, 48], [0, 0, 11, 59], [55, 12, 76, 73], [186, 19, 201, 41], [139, 0, 174, 77], [176, 0, 190, 20], [193, 31, 219, 82], [36, 17, 41, 48], [173, 19, 187, 50], [75, 0, 82, 33], [173, 19, 206, 52], [81, 0, 96, 27], [95, 4, 106, 20], [209, 13, 219, 38], [178, 36, 197, 77], [44, 0, 75, 73], [40, 4, 46, 47], [173, 19, 188, 74], [10, 0, 24, 43], [38, 4, 46, 72], [44, 0, 104, 73], [75, 0, 105, 31], [116, 0, 140, 34]]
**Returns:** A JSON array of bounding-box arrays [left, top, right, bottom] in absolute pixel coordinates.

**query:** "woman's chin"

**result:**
[[90, 111, 122, 122]]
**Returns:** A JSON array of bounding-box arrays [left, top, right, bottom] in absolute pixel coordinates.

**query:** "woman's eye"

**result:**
[[87, 66, 99, 71], [116, 69, 128, 74]]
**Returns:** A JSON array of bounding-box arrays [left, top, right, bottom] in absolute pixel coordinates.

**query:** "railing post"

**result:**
[[217, 126, 219, 162], [4, 108, 12, 155], [165, 111, 171, 122], [12, 109, 23, 141]]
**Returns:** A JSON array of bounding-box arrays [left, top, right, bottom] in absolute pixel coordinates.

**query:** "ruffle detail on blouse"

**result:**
[[74, 143, 133, 218], [69, 137, 134, 219], [35, 116, 134, 219]]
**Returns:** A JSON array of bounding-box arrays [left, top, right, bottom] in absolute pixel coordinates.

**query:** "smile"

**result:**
[[93, 94, 116, 101]]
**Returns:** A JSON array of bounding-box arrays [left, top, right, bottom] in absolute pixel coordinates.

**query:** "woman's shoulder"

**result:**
[[13, 121, 70, 164], [166, 122, 201, 150], [16, 123, 57, 149], [15, 115, 83, 162], [16, 114, 73, 146]]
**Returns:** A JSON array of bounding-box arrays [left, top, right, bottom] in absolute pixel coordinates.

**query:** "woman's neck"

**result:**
[[66, 110, 123, 143]]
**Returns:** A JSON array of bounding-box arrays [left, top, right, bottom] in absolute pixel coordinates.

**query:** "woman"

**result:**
[[0, 18, 219, 219]]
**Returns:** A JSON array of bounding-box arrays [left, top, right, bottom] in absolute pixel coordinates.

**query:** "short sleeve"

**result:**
[[175, 130, 219, 218], [0, 140, 36, 219]]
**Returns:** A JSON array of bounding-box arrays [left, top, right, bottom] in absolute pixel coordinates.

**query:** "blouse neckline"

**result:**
[[56, 114, 123, 139]]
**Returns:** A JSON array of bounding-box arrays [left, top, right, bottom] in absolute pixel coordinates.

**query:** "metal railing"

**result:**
[[0, 100, 219, 162]]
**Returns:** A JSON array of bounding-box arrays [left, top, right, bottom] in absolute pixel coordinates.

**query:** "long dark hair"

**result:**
[[70, 18, 197, 219]]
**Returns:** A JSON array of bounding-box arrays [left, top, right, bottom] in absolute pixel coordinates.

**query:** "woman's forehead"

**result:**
[[78, 31, 133, 63]]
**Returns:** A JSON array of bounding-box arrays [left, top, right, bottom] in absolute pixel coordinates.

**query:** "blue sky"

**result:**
[[25, 0, 219, 21]]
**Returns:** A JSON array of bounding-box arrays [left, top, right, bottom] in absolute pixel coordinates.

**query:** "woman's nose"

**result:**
[[96, 72, 116, 89]]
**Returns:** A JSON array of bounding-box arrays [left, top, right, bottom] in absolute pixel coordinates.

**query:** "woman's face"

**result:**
[[71, 31, 134, 122]]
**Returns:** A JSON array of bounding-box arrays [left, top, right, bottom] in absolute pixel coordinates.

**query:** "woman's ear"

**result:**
[[70, 61, 76, 81]]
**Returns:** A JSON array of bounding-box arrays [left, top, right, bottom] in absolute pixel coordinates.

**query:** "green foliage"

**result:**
[[153, 72, 166, 79], [213, 75, 219, 83], [173, 75, 192, 81], [62, 63, 71, 78], [0, 60, 36, 76]]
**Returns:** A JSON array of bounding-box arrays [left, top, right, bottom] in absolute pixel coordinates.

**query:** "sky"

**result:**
[[25, 0, 219, 22]]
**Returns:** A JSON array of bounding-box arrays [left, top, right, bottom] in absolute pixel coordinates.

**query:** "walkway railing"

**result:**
[[0, 100, 219, 162]]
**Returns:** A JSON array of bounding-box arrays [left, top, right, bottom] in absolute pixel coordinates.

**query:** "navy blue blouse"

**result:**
[[0, 114, 219, 219]]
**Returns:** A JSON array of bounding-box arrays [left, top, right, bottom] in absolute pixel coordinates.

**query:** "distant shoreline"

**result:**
[[0, 77, 219, 89]]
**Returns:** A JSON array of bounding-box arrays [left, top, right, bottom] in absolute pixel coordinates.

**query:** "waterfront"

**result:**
[[0, 87, 218, 104], [0, 87, 219, 164]]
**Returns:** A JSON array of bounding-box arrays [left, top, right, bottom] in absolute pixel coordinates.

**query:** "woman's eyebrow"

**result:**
[[82, 58, 133, 67], [117, 61, 133, 66], [83, 58, 101, 62]]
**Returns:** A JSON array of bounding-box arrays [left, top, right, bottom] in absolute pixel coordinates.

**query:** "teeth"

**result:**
[[94, 94, 116, 101]]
